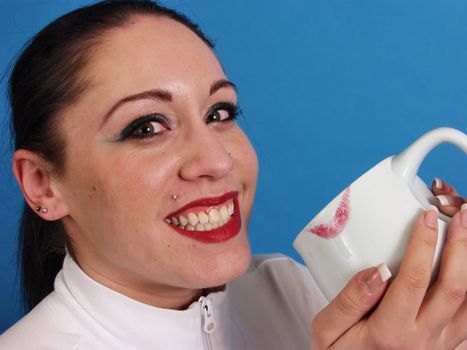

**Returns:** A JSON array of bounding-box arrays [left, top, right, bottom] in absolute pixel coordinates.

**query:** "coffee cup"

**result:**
[[293, 127, 467, 301]]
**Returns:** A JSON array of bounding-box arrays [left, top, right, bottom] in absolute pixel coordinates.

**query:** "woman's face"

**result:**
[[54, 16, 258, 305]]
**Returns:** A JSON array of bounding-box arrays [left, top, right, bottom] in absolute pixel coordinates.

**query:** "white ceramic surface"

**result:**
[[293, 127, 467, 301]]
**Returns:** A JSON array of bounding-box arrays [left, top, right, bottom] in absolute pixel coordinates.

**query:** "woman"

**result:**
[[0, 1, 466, 349]]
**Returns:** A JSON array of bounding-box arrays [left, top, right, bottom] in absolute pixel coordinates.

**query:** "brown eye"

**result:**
[[119, 114, 170, 141], [134, 121, 165, 137], [205, 102, 239, 124], [206, 109, 230, 123]]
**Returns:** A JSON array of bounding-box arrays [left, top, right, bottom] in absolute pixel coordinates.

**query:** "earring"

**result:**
[[35, 206, 48, 214], [171, 194, 179, 200]]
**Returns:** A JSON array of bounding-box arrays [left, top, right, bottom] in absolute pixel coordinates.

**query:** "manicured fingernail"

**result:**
[[361, 263, 391, 294], [436, 195, 451, 206], [461, 203, 467, 229], [424, 205, 438, 229], [433, 178, 443, 190]]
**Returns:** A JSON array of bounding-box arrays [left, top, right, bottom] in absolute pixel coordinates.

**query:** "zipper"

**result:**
[[200, 296, 216, 349]]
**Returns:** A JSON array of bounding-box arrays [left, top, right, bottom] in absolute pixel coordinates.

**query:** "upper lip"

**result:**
[[166, 191, 239, 218]]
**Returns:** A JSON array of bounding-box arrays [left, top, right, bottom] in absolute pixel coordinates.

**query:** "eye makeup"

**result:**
[[118, 114, 169, 141]]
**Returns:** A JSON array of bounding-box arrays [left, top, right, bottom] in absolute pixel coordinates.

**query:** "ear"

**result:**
[[12, 149, 69, 221]]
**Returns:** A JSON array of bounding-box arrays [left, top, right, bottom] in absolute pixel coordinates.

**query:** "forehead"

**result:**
[[86, 15, 225, 95]]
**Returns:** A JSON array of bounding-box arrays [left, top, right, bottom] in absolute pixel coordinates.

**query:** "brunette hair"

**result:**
[[9, 0, 213, 312]]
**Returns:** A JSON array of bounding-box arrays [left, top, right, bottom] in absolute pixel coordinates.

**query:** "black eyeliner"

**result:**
[[118, 114, 168, 141], [206, 101, 241, 122]]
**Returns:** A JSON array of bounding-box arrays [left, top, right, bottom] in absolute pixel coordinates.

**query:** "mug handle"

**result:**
[[392, 127, 467, 184]]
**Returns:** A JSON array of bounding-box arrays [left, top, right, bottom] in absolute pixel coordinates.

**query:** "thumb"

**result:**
[[311, 264, 391, 348]]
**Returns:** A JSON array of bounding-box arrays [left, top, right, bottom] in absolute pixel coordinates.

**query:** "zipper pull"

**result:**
[[200, 296, 216, 333]]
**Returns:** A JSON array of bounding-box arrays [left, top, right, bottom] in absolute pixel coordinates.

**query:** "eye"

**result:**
[[205, 102, 239, 124], [119, 114, 170, 141]]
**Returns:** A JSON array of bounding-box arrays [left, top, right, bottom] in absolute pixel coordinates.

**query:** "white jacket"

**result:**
[[0, 254, 328, 349]]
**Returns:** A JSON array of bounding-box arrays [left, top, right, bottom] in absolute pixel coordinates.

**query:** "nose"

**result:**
[[178, 127, 234, 181]]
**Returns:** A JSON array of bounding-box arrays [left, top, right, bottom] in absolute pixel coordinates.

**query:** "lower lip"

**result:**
[[168, 197, 242, 243]]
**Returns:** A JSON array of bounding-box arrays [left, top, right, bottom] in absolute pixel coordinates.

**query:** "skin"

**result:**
[[14, 15, 258, 310], [312, 181, 467, 349], [12, 14, 466, 349]]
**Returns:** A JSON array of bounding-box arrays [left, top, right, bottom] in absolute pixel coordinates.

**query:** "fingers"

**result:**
[[432, 178, 460, 197], [417, 207, 467, 333], [436, 195, 466, 217], [432, 178, 465, 217], [444, 299, 467, 349], [311, 264, 390, 347], [373, 207, 439, 325]]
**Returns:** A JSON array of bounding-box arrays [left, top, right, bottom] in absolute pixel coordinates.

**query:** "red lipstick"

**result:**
[[308, 187, 351, 239], [166, 191, 241, 243]]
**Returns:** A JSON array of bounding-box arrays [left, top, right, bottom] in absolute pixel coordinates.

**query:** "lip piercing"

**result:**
[[35, 206, 48, 214], [171, 194, 179, 200]]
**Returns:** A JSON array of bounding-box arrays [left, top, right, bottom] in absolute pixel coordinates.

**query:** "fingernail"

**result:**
[[424, 205, 439, 229], [433, 178, 443, 190], [461, 203, 467, 229], [436, 195, 451, 206], [361, 263, 391, 294]]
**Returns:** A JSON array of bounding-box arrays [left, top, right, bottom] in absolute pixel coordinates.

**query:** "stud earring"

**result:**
[[35, 206, 48, 214], [171, 194, 179, 200]]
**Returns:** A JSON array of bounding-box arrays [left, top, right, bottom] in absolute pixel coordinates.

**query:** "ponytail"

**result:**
[[18, 204, 67, 311]]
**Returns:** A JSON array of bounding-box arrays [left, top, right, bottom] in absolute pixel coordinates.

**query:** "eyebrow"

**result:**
[[101, 78, 237, 126]]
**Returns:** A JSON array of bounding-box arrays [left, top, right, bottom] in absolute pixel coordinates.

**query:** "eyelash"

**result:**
[[118, 102, 241, 141]]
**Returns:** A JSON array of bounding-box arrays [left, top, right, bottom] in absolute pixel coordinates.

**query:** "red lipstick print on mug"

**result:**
[[308, 187, 351, 239]]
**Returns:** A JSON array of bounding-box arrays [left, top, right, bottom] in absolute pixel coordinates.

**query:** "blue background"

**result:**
[[0, 0, 466, 333]]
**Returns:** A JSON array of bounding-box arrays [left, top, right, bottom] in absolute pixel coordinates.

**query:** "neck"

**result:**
[[76, 258, 205, 310]]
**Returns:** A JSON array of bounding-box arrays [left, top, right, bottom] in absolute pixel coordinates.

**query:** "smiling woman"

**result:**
[[1, 1, 466, 350], [0, 1, 327, 349]]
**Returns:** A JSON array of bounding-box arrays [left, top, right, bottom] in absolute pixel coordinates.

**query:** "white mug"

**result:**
[[293, 127, 467, 301]]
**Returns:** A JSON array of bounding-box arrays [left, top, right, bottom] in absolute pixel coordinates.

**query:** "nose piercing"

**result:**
[[171, 194, 179, 200]]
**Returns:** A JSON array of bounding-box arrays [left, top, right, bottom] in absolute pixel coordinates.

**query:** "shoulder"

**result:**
[[228, 253, 328, 321], [0, 271, 94, 350], [225, 254, 328, 349]]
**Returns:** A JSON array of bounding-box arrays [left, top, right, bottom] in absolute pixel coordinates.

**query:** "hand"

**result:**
[[311, 179, 467, 349], [432, 178, 466, 216]]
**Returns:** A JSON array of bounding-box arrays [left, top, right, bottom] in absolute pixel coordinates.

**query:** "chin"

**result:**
[[196, 239, 252, 288]]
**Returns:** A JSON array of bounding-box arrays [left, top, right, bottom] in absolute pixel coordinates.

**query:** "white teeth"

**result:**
[[178, 215, 188, 227], [219, 205, 229, 221], [208, 208, 220, 224], [198, 211, 209, 224], [169, 199, 235, 231], [187, 212, 198, 226]]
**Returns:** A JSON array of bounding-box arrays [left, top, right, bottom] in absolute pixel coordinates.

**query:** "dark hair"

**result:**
[[9, 0, 213, 312]]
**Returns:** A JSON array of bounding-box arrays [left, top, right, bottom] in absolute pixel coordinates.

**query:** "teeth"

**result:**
[[187, 212, 198, 226], [168, 200, 235, 231], [219, 205, 229, 221], [178, 215, 188, 226], [198, 211, 209, 224], [208, 208, 220, 224]]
